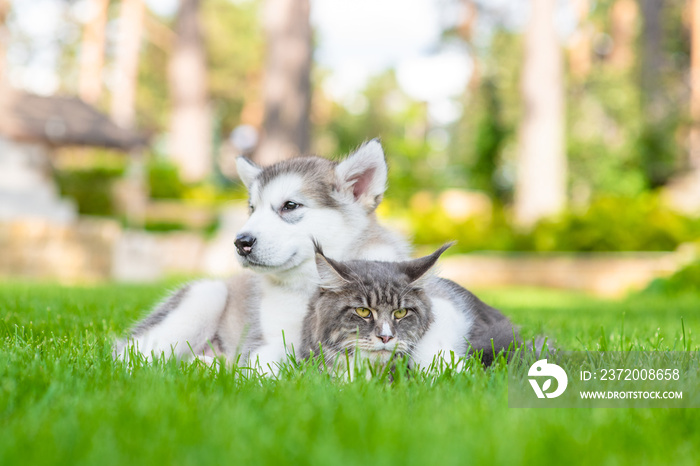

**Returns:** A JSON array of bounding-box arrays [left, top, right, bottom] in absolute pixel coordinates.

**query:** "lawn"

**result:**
[[1, 280, 699, 465]]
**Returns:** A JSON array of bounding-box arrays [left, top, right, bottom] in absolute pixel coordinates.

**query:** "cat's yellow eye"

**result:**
[[393, 308, 408, 319], [355, 307, 371, 318]]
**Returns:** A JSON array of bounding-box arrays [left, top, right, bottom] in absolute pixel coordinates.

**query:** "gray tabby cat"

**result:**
[[301, 243, 520, 370]]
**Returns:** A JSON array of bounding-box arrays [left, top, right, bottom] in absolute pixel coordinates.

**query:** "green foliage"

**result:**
[[566, 68, 649, 197], [142, 217, 221, 238], [528, 194, 699, 252], [148, 158, 185, 199], [406, 198, 518, 253], [1, 283, 699, 465], [465, 79, 511, 199], [636, 118, 683, 188], [135, 0, 264, 133], [315, 71, 437, 199], [448, 31, 522, 199], [405, 193, 700, 253], [203, 0, 264, 133], [644, 260, 700, 296], [136, 36, 170, 130], [55, 166, 125, 216]]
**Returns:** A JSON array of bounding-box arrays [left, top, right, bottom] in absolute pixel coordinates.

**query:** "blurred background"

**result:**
[[1, 0, 699, 296]]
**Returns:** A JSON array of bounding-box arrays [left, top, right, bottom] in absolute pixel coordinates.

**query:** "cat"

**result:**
[[301, 242, 521, 372]]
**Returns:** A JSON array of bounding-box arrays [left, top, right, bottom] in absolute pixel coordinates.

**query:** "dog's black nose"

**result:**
[[234, 234, 256, 257]]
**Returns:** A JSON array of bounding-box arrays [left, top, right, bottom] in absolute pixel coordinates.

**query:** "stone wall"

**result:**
[[0, 212, 695, 295], [0, 206, 248, 283], [0, 219, 120, 282], [440, 249, 697, 297]]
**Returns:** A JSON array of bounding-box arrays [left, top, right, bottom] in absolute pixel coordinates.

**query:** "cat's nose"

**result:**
[[376, 323, 394, 344], [234, 234, 256, 257]]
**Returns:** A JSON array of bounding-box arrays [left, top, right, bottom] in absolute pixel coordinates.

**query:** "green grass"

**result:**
[[1, 281, 699, 465]]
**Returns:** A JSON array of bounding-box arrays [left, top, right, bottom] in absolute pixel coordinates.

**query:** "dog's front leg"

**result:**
[[114, 280, 229, 363]]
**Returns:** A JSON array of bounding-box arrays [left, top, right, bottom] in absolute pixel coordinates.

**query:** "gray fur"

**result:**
[[429, 277, 519, 365], [131, 284, 191, 337], [301, 245, 448, 365], [216, 272, 263, 357], [257, 157, 341, 209], [247, 140, 389, 213], [302, 247, 522, 368]]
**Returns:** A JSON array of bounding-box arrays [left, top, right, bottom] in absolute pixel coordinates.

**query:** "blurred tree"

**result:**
[[112, 0, 148, 227], [468, 78, 508, 199], [134, 12, 171, 130], [640, 0, 664, 117], [457, 0, 480, 90], [663, 0, 700, 213], [255, 0, 312, 164], [609, 0, 638, 69], [168, 0, 212, 182], [202, 0, 264, 132], [514, 0, 566, 228], [690, 0, 700, 171], [313, 70, 434, 197], [132, 1, 262, 137], [441, 1, 522, 201], [637, 0, 680, 189], [569, 0, 592, 79], [79, 0, 109, 105], [0, 0, 8, 90], [112, 0, 145, 129]]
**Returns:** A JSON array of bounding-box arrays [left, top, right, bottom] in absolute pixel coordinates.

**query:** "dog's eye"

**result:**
[[248, 203, 255, 213], [282, 201, 302, 211]]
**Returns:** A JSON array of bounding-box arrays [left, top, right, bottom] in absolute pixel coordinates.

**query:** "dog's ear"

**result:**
[[236, 156, 262, 189], [400, 242, 454, 285], [314, 241, 350, 290], [335, 139, 388, 211]]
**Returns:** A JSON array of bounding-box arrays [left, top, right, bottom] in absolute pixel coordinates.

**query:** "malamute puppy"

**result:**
[[114, 140, 410, 371]]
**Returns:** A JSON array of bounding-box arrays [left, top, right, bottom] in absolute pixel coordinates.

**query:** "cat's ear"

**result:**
[[313, 240, 350, 290], [236, 156, 262, 189], [334, 139, 388, 211], [401, 242, 454, 284]]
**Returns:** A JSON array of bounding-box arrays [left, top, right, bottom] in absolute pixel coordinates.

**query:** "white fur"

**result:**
[[334, 140, 388, 209], [116, 280, 228, 362], [380, 322, 392, 338], [236, 157, 262, 189], [248, 281, 309, 373], [236, 171, 376, 279], [411, 297, 474, 368], [115, 142, 409, 370], [355, 244, 401, 262]]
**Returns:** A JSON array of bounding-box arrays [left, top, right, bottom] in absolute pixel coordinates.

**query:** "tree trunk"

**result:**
[[255, 0, 312, 165], [690, 0, 700, 171], [640, 0, 664, 119], [168, 0, 212, 183], [111, 0, 144, 129], [0, 0, 9, 92], [569, 0, 592, 79], [663, 0, 700, 214], [514, 0, 566, 229], [112, 0, 147, 226], [609, 0, 638, 70], [79, 0, 109, 105], [458, 0, 480, 90]]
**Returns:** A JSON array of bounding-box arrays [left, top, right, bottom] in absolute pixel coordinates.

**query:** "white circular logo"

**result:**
[[528, 359, 568, 399]]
